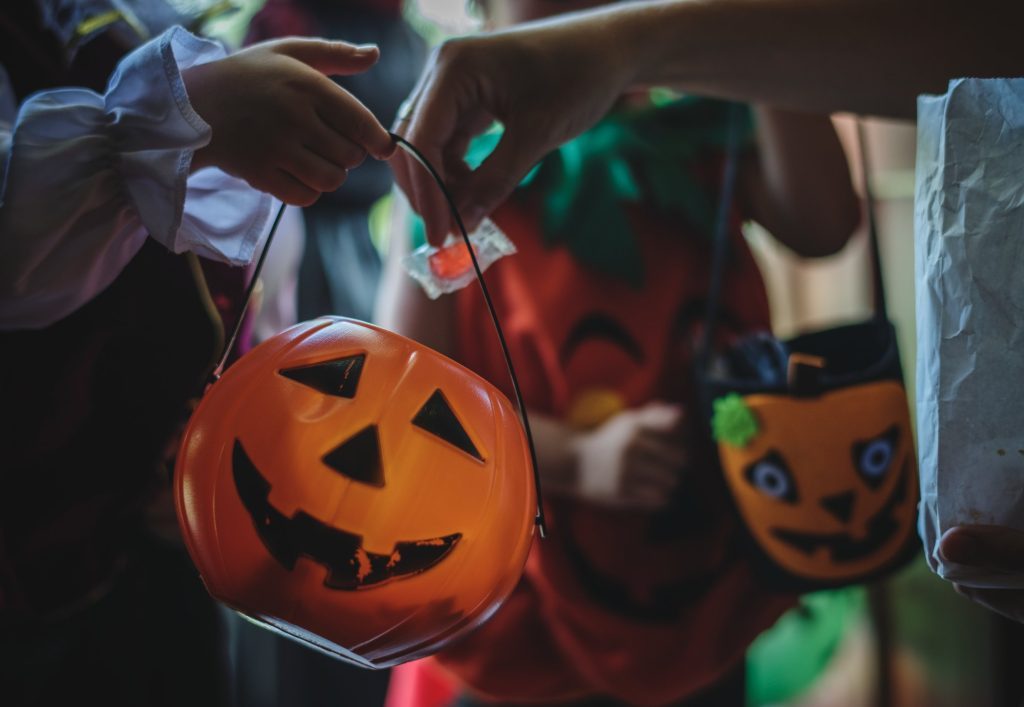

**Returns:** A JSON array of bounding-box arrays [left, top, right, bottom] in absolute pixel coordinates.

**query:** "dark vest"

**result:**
[[0, 1, 227, 617]]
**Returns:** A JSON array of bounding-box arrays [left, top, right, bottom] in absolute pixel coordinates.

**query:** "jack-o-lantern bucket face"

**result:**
[[715, 381, 917, 583], [175, 318, 535, 668]]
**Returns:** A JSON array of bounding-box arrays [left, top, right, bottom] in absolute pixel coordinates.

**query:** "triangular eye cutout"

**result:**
[[412, 390, 484, 462], [323, 425, 384, 487], [279, 354, 365, 398]]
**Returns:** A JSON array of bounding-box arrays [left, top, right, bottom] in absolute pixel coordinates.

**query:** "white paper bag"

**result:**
[[916, 78, 1024, 588]]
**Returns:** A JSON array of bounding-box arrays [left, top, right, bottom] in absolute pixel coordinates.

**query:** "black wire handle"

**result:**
[[211, 201, 288, 382], [856, 120, 888, 321], [392, 133, 547, 538], [696, 103, 746, 373]]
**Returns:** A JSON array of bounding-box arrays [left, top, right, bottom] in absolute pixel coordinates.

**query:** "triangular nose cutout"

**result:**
[[323, 425, 384, 487], [820, 490, 855, 523]]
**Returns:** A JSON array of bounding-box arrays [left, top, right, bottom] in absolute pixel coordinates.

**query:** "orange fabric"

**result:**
[[426, 189, 797, 705]]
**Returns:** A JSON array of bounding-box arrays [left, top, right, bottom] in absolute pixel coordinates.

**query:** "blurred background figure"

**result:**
[[376, 0, 863, 701]]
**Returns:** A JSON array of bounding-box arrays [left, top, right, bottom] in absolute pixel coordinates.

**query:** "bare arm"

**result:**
[[393, 0, 1024, 245], [619, 0, 1021, 118], [740, 107, 860, 257]]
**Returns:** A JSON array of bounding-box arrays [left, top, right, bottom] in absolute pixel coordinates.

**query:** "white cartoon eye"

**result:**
[[745, 452, 797, 502], [853, 427, 899, 488]]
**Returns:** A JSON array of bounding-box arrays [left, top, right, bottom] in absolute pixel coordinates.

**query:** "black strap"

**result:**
[[698, 112, 888, 372], [696, 103, 746, 372], [211, 201, 288, 381], [856, 121, 888, 321]]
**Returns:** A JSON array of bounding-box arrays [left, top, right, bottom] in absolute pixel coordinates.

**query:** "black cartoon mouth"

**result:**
[[770, 462, 910, 563], [232, 441, 460, 590]]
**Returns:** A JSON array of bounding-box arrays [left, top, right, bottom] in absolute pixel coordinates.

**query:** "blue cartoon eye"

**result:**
[[745, 452, 798, 503], [852, 427, 900, 488]]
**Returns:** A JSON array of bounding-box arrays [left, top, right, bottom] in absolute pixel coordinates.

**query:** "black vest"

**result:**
[[0, 1, 224, 617]]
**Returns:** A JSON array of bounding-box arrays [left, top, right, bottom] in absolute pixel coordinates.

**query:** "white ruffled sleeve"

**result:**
[[0, 26, 275, 330]]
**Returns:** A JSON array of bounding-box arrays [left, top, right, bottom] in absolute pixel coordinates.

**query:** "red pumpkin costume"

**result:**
[[391, 99, 797, 706]]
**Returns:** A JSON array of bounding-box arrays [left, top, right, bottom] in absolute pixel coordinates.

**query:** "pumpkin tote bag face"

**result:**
[[714, 379, 917, 584], [699, 113, 920, 590]]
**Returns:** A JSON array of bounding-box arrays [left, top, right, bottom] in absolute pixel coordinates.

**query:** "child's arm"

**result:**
[[0, 28, 393, 330], [184, 37, 395, 206], [740, 106, 860, 257]]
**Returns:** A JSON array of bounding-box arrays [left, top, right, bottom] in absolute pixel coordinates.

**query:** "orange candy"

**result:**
[[429, 242, 477, 280]]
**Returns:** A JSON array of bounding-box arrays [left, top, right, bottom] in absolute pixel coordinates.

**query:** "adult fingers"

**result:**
[[455, 127, 548, 235], [273, 38, 381, 76], [316, 82, 394, 160], [941, 525, 1024, 574], [392, 139, 456, 247], [398, 48, 477, 246], [388, 68, 432, 207]]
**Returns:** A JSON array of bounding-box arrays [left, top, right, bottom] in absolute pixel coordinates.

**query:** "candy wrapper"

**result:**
[[403, 218, 517, 299], [915, 78, 1024, 588]]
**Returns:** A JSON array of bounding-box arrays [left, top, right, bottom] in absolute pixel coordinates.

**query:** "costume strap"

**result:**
[[697, 110, 890, 371], [696, 102, 746, 373], [857, 121, 887, 321]]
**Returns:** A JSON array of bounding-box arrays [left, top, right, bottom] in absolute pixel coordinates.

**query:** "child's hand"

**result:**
[[570, 402, 687, 510], [183, 38, 395, 205]]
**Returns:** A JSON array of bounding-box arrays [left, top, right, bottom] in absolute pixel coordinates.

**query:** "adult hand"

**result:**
[[390, 14, 636, 246], [570, 402, 687, 510], [941, 524, 1024, 623], [183, 38, 395, 206]]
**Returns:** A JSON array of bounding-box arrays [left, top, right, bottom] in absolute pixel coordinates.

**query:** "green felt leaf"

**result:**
[[712, 393, 760, 448]]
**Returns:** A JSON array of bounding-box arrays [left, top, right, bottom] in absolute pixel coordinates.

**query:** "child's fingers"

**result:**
[[273, 38, 380, 76], [263, 169, 320, 207], [632, 435, 688, 471], [285, 148, 350, 193], [309, 114, 370, 170], [633, 402, 684, 433], [316, 84, 394, 160]]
